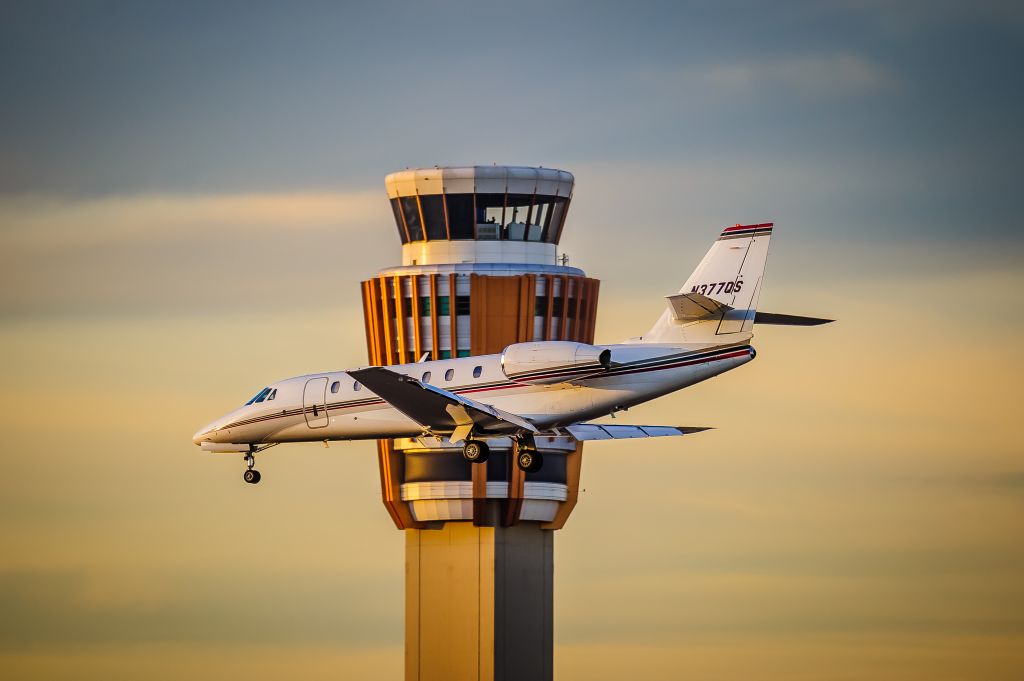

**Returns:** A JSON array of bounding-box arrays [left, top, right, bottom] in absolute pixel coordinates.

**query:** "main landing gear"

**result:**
[[516, 446, 543, 474], [462, 439, 490, 463], [460, 435, 543, 473], [243, 452, 261, 485]]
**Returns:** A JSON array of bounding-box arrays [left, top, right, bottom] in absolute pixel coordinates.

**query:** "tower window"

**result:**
[[455, 295, 471, 315], [400, 196, 424, 242], [390, 198, 409, 243], [445, 194, 475, 240], [420, 195, 448, 240]]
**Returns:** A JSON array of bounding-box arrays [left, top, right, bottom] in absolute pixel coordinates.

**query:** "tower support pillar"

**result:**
[[405, 523, 553, 681]]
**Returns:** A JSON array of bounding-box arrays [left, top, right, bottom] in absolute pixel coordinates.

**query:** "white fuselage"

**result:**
[[192, 341, 755, 448]]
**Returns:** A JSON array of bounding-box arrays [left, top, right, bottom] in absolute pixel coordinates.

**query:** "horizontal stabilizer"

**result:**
[[666, 292, 732, 321], [563, 423, 711, 441], [754, 312, 834, 326]]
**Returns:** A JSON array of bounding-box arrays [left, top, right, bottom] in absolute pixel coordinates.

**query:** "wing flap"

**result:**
[[348, 367, 537, 437], [564, 423, 711, 441]]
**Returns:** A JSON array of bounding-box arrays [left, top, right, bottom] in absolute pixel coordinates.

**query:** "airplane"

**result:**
[[193, 222, 831, 483]]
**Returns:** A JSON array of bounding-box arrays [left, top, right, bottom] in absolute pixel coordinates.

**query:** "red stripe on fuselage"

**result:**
[[220, 349, 751, 431]]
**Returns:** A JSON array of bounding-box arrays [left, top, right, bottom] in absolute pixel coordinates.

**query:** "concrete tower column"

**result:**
[[359, 166, 599, 681]]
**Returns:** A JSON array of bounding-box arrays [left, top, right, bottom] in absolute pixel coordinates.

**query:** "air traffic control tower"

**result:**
[[359, 166, 600, 681]]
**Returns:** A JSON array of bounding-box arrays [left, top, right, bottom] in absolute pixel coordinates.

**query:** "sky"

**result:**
[[1, 1, 1022, 679]]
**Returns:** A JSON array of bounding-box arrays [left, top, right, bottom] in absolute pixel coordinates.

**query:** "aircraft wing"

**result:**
[[348, 367, 538, 441], [562, 423, 711, 441]]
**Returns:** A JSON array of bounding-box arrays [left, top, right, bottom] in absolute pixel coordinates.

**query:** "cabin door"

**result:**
[[303, 377, 329, 428]]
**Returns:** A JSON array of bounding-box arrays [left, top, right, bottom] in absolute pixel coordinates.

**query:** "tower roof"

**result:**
[[385, 166, 574, 200]]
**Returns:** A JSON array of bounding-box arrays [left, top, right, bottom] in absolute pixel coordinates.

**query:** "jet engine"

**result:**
[[500, 341, 612, 385]]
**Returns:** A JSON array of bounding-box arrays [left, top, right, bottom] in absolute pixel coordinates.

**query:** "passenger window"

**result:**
[[473, 366, 482, 378], [422, 371, 431, 383], [330, 381, 340, 393], [444, 369, 454, 381], [353, 382, 361, 391]]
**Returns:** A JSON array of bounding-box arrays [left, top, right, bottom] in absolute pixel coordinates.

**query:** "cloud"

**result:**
[[0, 191, 383, 250], [0, 567, 400, 648], [827, 0, 1024, 34], [690, 53, 896, 98], [0, 191, 396, 319], [0, 644, 402, 681]]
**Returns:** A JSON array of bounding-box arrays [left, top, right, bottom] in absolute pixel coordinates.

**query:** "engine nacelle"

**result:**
[[500, 341, 612, 385]]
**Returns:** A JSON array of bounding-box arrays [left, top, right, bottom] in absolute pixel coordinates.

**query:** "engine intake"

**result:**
[[500, 341, 612, 385]]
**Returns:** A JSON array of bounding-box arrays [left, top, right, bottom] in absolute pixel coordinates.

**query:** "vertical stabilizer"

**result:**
[[638, 223, 773, 344]]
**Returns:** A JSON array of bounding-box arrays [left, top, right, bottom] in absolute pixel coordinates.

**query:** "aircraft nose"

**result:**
[[192, 424, 217, 446]]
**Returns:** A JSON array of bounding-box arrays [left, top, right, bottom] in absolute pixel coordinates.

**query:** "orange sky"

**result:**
[[1, 2, 1022, 678], [0, 188, 1021, 679]]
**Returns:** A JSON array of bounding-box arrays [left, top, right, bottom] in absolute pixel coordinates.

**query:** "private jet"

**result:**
[[193, 223, 830, 483]]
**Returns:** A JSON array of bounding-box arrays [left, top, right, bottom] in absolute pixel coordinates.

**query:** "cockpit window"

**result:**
[[245, 387, 271, 405], [267, 389, 276, 401]]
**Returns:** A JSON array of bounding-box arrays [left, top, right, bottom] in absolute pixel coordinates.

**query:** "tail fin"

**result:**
[[638, 223, 774, 344]]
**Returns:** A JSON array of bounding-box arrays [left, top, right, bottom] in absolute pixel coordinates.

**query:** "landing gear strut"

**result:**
[[515, 435, 543, 473], [462, 439, 490, 463], [243, 452, 261, 484]]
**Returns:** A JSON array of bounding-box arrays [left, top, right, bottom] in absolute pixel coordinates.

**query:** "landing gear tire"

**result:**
[[463, 440, 489, 463], [243, 469, 261, 484], [517, 448, 543, 473]]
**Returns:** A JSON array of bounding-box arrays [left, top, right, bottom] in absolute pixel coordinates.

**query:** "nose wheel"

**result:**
[[243, 452, 261, 484]]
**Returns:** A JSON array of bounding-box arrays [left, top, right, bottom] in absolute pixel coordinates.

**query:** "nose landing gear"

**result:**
[[243, 452, 261, 484]]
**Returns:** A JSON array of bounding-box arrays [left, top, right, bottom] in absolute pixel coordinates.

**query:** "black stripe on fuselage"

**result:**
[[219, 345, 752, 431]]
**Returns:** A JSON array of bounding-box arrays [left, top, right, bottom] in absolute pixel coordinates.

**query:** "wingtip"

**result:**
[[677, 426, 714, 434]]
